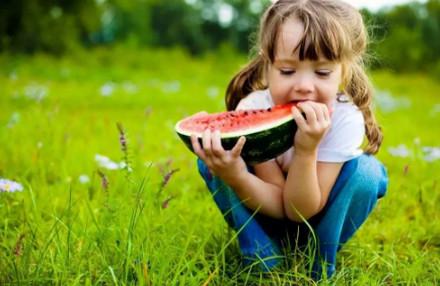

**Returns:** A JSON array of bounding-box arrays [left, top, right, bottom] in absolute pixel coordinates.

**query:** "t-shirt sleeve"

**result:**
[[235, 90, 273, 110], [317, 104, 365, 162]]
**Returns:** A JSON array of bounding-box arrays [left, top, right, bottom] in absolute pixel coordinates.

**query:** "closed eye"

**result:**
[[315, 69, 332, 77], [279, 69, 295, 76]]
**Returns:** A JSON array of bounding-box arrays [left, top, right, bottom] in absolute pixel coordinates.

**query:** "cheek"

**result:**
[[268, 86, 282, 104], [318, 83, 339, 104], [267, 72, 285, 104], [268, 81, 289, 104]]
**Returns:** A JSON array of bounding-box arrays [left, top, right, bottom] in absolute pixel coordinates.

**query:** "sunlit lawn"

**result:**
[[0, 47, 439, 285]]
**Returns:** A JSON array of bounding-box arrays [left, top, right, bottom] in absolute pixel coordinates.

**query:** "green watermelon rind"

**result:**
[[176, 119, 297, 164]]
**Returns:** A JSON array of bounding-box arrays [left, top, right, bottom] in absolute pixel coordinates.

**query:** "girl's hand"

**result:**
[[191, 130, 248, 183], [291, 101, 331, 155]]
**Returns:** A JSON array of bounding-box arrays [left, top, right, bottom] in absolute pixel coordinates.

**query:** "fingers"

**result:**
[[297, 102, 317, 123], [211, 130, 225, 156], [296, 102, 330, 124], [322, 105, 331, 122], [231, 136, 246, 157], [292, 102, 332, 137], [311, 103, 326, 122], [192, 129, 225, 158], [202, 129, 213, 156], [291, 106, 308, 130], [191, 134, 206, 160], [191, 129, 245, 161]]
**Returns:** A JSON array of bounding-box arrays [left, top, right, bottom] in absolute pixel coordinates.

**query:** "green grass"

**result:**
[[0, 47, 439, 285]]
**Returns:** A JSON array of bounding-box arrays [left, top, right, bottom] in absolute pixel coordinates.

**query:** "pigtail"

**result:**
[[225, 55, 267, 111], [347, 62, 383, 154]]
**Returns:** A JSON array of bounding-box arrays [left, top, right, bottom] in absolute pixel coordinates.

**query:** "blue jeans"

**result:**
[[197, 154, 388, 280]]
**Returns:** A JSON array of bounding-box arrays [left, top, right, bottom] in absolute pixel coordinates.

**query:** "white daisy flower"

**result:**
[[0, 178, 24, 193]]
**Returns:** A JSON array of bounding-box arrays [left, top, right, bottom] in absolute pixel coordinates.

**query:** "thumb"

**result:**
[[231, 136, 246, 157]]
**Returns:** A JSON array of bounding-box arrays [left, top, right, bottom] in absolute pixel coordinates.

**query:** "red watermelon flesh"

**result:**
[[175, 102, 295, 138]]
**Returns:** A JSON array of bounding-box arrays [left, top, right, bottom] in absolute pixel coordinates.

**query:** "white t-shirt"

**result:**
[[236, 89, 365, 172]]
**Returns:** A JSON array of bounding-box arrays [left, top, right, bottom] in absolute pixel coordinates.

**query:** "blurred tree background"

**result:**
[[1, 0, 439, 77]]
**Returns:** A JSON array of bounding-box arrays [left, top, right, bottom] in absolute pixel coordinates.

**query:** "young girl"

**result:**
[[191, 0, 388, 279]]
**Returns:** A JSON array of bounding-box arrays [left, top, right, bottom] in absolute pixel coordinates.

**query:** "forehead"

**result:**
[[275, 17, 305, 59]]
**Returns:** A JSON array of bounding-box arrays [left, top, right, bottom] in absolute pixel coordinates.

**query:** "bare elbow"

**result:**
[[284, 202, 322, 223], [285, 209, 314, 223]]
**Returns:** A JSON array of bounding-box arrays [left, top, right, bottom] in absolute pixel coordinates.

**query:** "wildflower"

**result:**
[[7, 112, 20, 128], [100, 82, 115, 97], [116, 122, 128, 154], [95, 154, 123, 170], [160, 169, 180, 190], [78, 175, 90, 184], [161, 196, 174, 209], [122, 81, 138, 94], [24, 84, 48, 102], [422, 147, 440, 162], [0, 178, 24, 193], [115, 123, 134, 174], [158, 160, 180, 189], [403, 165, 409, 175], [162, 80, 181, 94], [97, 170, 109, 190], [13, 233, 25, 257], [388, 144, 411, 158], [374, 90, 411, 113]]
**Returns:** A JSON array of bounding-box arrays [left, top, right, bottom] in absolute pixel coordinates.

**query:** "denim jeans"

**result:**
[[197, 154, 388, 280]]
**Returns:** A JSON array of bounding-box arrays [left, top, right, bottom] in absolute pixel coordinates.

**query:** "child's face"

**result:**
[[267, 17, 342, 108]]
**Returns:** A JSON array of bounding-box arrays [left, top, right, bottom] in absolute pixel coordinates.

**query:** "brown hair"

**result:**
[[225, 0, 382, 154]]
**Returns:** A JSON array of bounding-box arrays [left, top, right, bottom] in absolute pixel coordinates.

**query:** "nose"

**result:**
[[293, 74, 314, 95]]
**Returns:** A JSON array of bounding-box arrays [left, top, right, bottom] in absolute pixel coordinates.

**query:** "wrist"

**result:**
[[220, 166, 248, 185], [223, 168, 249, 189], [294, 147, 318, 158]]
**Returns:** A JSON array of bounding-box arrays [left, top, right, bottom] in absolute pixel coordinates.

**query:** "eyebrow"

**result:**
[[274, 58, 334, 65], [274, 58, 297, 64]]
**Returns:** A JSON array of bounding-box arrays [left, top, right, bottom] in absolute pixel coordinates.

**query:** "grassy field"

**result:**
[[0, 47, 439, 285]]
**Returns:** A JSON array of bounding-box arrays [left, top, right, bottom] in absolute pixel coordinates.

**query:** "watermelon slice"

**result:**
[[175, 103, 297, 164]]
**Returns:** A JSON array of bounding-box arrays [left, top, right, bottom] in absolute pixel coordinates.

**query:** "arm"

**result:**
[[283, 102, 342, 222], [284, 152, 342, 221], [191, 131, 286, 219], [228, 161, 285, 219]]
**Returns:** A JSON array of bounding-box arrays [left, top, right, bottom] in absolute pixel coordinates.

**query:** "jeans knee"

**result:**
[[352, 184, 379, 205], [351, 155, 388, 201]]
